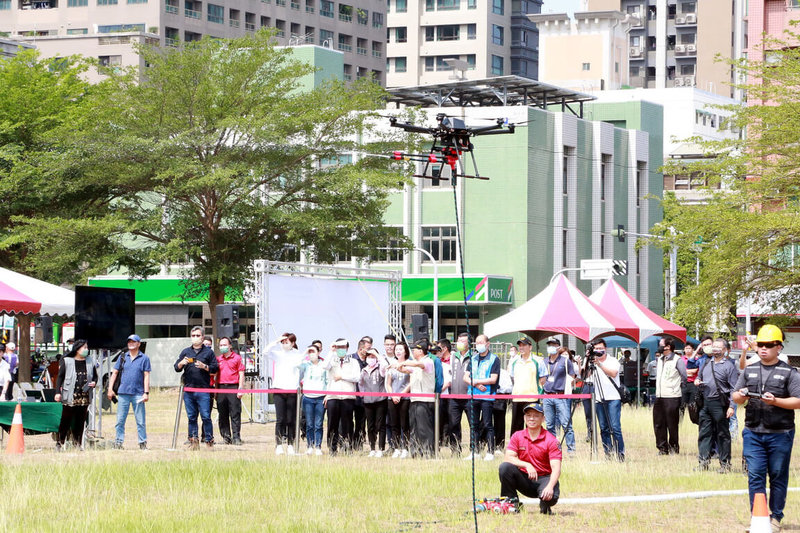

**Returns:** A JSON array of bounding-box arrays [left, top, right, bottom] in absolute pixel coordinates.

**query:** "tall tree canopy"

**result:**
[[2, 31, 410, 329], [657, 30, 800, 331]]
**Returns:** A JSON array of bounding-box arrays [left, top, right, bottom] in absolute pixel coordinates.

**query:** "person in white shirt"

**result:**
[[324, 338, 361, 455], [267, 333, 303, 455], [590, 338, 625, 461]]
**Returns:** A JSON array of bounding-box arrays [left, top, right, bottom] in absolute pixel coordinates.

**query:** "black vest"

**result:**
[[741, 360, 796, 432]]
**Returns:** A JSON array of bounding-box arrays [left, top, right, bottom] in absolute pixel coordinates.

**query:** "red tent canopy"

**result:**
[[589, 279, 686, 343], [484, 274, 639, 342]]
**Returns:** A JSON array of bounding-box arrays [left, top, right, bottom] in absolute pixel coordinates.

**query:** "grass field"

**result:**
[[1, 389, 798, 532]]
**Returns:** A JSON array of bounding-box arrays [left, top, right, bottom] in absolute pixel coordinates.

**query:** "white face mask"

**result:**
[[281, 342, 292, 352], [309, 352, 319, 363], [702, 345, 713, 355], [456, 341, 468, 352], [475, 343, 487, 354], [367, 357, 377, 368], [547, 346, 557, 355]]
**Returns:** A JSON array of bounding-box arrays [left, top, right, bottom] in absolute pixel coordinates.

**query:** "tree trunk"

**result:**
[[208, 283, 226, 348], [18, 314, 32, 383]]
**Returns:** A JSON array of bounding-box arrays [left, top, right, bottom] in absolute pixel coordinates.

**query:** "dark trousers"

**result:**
[[364, 400, 388, 451], [409, 401, 435, 457], [438, 398, 449, 446], [680, 382, 694, 419], [499, 462, 559, 512], [447, 398, 469, 454], [216, 385, 242, 442], [58, 404, 89, 446], [698, 398, 731, 466], [326, 398, 354, 454], [472, 399, 495, 454], [653, 396, 681, 454], [352, 401, 366, 451], [581, 383, 594, 439], [493, 399, 508, 450], [510, 402, 526, 436], [273, 392, 297, 445], [387, 398, 410, 450]]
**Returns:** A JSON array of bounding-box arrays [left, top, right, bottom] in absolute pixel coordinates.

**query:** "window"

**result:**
[[306, 0, 314, 12], [357, 8, 368, 24], [467, 23, 476, 40], [562, 229, 568, 267], [492, 25, 503, 45], [636, 161, 646, 207], [395, 56, 407, 72], [396, 27, 407, 42], [425, 0, 433, 10], [630, 35, 640, 48], [396, 0, 406, 10], [679, 32, 695, 44], [425, 27, 434, 41], [467, 0, 475, 7], [492, 0, 502, 14], [681, 1, 695, 13], [98, 24, 145, 32], [437, 0, 458, 8], [339, 4, 352, 22], [338, 33, 352, 52], [372, 12, 383, 28], [582, 62, 590, 71], [422, 227, 457, 262], [67, 28, 89, 34], [67, 0, 88, 6], [438, 25, 459, 40], [320, 29, 334, 45], [680, 63, 695, 75], [98, 55, 122, 67], [562, 152, 568, 194], [600, 234, 606, 258], [371, 227, 404, 262], [491, 54, 503, 75], [425, 57, 434, 71], [466, 54, 475, 69], [320, 0, 333, 16], [208, 3, 224, 23], [127, 0, 147, 4], [436, 56, 455, 70], [0, 0, 9, 9]]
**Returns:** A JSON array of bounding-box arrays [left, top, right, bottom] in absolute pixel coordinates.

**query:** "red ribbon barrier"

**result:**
[[183, 387, 590, 400]]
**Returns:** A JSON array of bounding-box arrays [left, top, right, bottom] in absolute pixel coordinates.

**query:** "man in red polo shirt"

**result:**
[[498, 401, 562, 514], [215, 337, 246, 445]]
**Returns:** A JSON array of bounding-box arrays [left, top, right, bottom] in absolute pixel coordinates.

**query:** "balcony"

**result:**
[[290, 1, 299, 8], [165, 3, 178, 14], [356, 46, 367, 55], [337, 42, 352, 52], [675, 13, 696, 26], [165, 37, 179, 47], [372, 49, 381, 58], [339, 13, 352, 21], [229, 19, 240, 27], [305, 5, 313, 11], [245, 22, 255, 31], [185, 8, 201, 19]]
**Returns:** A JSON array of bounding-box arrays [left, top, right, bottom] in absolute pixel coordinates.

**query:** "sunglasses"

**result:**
[[757, 342, 780, 349]]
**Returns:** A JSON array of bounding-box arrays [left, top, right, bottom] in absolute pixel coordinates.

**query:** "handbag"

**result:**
[[614, 381, 633, 405], [687, 385, 703, 424], [111, 351, 127, 402]]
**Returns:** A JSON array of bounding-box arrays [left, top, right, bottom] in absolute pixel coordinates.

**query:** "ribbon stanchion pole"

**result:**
[[294, 388, 302, 452], [434, 392, 440, 459], [170, 384, 184, 451]]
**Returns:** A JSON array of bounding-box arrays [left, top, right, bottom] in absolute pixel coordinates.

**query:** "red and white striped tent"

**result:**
[[589, 278, 686, 343], [484, 274, 638, 343], [0, 267, 74, 317]]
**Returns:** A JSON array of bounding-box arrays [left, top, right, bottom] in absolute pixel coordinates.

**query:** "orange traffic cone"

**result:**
[[6, 403, 24, 454], [748, 492, 771, 533]]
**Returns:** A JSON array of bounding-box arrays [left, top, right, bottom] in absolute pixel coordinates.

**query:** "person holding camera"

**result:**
[[732, 325, 800, 532], [175, 326, 220, 450], [695, 338, 739, 472], [542, 338, 577, 454], [590, 339, 625, 461]]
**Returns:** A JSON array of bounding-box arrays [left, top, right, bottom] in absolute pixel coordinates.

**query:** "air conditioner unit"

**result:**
[[674, 77, 684, 86], [685, 13, 697, 24], [676, 15, 686, 24], [686, 44, 697, 53], [629, 47, 642, 57], [675, 44, 685, 53], [684, 75, 695, 86]]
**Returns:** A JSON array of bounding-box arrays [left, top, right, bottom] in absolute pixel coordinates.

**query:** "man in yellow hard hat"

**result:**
[[732, 324, 800, 532], [740, 324, 789, 370]]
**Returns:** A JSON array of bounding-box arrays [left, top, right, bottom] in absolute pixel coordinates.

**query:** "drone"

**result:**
[[381, 113, 517, 182]]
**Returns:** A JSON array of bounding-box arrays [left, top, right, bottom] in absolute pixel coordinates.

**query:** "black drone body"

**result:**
[[386, 113, 516, 182]]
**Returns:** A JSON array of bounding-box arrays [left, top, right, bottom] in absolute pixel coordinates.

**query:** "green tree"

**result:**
[[13, 31, 409, 337], [656, 30, 800, 331]]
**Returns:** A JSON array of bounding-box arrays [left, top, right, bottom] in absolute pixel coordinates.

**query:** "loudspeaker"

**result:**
[[35, 316, 54, 344], [75, 286, 136, 349], [215, 304, 240, 339], [411, 313, 429, 342]]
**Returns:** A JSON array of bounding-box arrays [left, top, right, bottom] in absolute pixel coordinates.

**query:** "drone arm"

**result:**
[[390, 121, 435, 135]]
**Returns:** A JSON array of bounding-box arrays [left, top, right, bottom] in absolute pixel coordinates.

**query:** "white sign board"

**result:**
[[580, 259, 614, 280]]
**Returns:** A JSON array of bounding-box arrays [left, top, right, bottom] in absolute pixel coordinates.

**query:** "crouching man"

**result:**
[[498, 401, 562, 515]]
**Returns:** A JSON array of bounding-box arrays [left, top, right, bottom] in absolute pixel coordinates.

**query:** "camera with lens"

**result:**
[[585, 342, 603, 362]]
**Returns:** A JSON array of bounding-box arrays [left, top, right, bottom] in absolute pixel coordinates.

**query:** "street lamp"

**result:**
[[411, 247, 439, 340]]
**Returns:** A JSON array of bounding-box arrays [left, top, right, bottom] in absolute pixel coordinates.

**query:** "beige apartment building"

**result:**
[[0, 0, 385, 83], [385, 0, 541, 86], [583, 0, 745, 99]]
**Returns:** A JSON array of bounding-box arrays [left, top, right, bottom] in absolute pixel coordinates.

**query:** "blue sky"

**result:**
[[543, 0, 582, 15]]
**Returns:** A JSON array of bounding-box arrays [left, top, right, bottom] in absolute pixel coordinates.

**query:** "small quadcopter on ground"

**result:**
[[380, 113, 518, 183]]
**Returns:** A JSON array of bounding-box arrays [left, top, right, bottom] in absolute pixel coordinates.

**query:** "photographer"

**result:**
[[732, 325, 800, 531], [589, 339, 625, 461]]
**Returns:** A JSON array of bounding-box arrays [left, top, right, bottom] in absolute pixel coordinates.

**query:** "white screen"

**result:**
[[266, 275, 392, 351]]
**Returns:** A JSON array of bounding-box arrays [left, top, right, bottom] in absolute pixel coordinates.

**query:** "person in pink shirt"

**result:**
[[215, 337, 246, 445], [498, 401, 562, 514]]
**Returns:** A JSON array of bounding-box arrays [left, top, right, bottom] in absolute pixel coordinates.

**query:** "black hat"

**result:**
[[516, 337, 532, 346], [545, 337, 561, 346], [412, 340, 429, 352], [522, 402, 544, 414]]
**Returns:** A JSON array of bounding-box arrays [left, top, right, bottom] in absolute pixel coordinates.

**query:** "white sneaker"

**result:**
[[306, 447, 314, 455], [315, 448, 323, 456], [368, 450, 376, 457], [275, 444, 284, 455], [494, 450, 503, 456], [375, 450, 383, 458], [400, 449, 409, 459], [286, 444, 295, 455], [463, 452, 477, 461], [392, 449, 401, 459], [483, 452, 494, 461]]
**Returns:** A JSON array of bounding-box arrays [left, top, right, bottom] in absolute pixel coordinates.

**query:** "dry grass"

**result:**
[[0, 390, 798, 532]]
